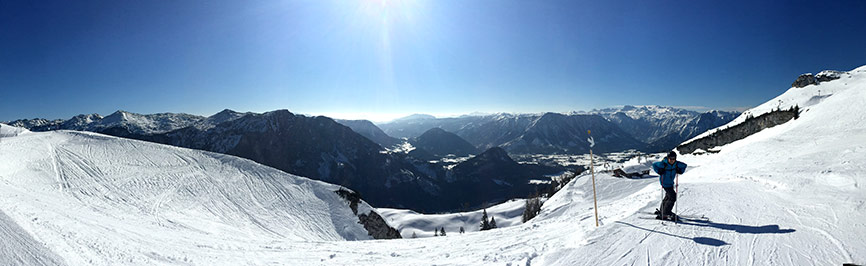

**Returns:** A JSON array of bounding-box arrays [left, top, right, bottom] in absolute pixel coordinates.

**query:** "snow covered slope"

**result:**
[[378, 199, 526, 238], [0, 128, 375, 265], [685, 67, 861, 144], [0, 123, 29, 138]]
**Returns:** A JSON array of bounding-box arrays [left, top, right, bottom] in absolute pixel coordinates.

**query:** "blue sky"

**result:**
[[2, 0, 865, 122]]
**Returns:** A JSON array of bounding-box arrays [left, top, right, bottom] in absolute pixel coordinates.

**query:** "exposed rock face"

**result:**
[[358, 211, 402, 239], [677, 107, 799, 154], [816, 70, 843, 82], [792, 73, 818, 88], [335, 189, 402, 239]]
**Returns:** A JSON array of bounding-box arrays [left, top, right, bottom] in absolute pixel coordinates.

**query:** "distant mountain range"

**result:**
[[376, 106, 739, 154], [581, 106, 740, 152]]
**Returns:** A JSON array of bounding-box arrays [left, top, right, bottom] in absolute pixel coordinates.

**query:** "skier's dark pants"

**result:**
[[660, 187, 676, 216]]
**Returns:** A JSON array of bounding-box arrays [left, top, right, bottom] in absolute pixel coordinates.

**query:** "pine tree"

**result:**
[[480, 209, 491, 231], [434, 228, 438, 236], [793, 104, 800, 119], [412, 232, 417, 238], [490, 216, 497, 229], [523, 196, 542, 222], [440, 227, 446, 236]]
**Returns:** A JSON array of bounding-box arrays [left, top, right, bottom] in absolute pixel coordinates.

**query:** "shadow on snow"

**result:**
[[617, 221, 729, 247], [617, 218, 795, 247], [679, 218, 796, 234]]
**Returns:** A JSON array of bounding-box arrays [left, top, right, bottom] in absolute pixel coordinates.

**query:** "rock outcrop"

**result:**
[[336, 189, 402, 239], [816, 70, 843, 82], [792, 70, 844, 88], [358, 211, 402, 239], [791, 73, 818, 88], [677, 106, 799, 154]]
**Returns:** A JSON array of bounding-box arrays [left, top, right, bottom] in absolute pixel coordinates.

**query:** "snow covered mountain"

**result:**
[[0, 123, 398, 265], [7, 110, 204, 135], [379, 107, 737, 154], [380, 112, 646, 154], [579, 105, 740, 152], [645, 110, 740, 152], [579, 105, 697, 142]]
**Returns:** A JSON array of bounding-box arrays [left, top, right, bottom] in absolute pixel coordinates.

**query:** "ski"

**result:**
[[638, 216, 681, 222], [641, 210, 709, 221]]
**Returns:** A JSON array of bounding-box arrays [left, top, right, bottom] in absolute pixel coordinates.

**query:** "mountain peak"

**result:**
[[419, 127, 447, 136], [413, 127, 478, 157], [216, 108, 238, 115], [474, 147, 514, 164]]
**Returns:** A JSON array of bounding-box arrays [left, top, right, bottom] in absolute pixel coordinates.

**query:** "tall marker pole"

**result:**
[[587, 130, 599, 227], [675, 171, 679, 224]]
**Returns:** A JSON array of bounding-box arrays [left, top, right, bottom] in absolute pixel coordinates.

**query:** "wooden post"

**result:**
[[675, 171, 679, 224], [588, 130, 599, 227]]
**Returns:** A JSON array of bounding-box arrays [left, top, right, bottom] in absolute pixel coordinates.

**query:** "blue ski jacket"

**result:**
[[652, 160, 687, 188]]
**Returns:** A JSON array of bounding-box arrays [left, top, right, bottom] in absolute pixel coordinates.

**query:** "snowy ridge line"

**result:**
[[681, 65, 865, 147]]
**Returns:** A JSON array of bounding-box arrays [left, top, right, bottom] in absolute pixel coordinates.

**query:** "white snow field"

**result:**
[[1, 65, 865, 265], [378, 198, 527, 238], [0, 125, 375, 265]]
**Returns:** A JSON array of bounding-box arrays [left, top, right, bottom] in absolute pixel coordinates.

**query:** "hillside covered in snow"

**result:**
[[0, 124, 394, 265]]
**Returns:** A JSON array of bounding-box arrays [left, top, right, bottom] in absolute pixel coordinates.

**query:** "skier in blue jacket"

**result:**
[[652, 151, 687, 221]]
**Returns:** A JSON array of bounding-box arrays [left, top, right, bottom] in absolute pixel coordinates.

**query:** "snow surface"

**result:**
[[378, 199, 526, 238], [0, 123, 29, 138], [0, 129, 373, 265], [2, 64, 866, 265]]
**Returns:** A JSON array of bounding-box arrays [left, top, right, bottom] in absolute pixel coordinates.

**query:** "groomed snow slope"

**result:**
[[378, 199, 527, 238], [0, 129, 372, 265]]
